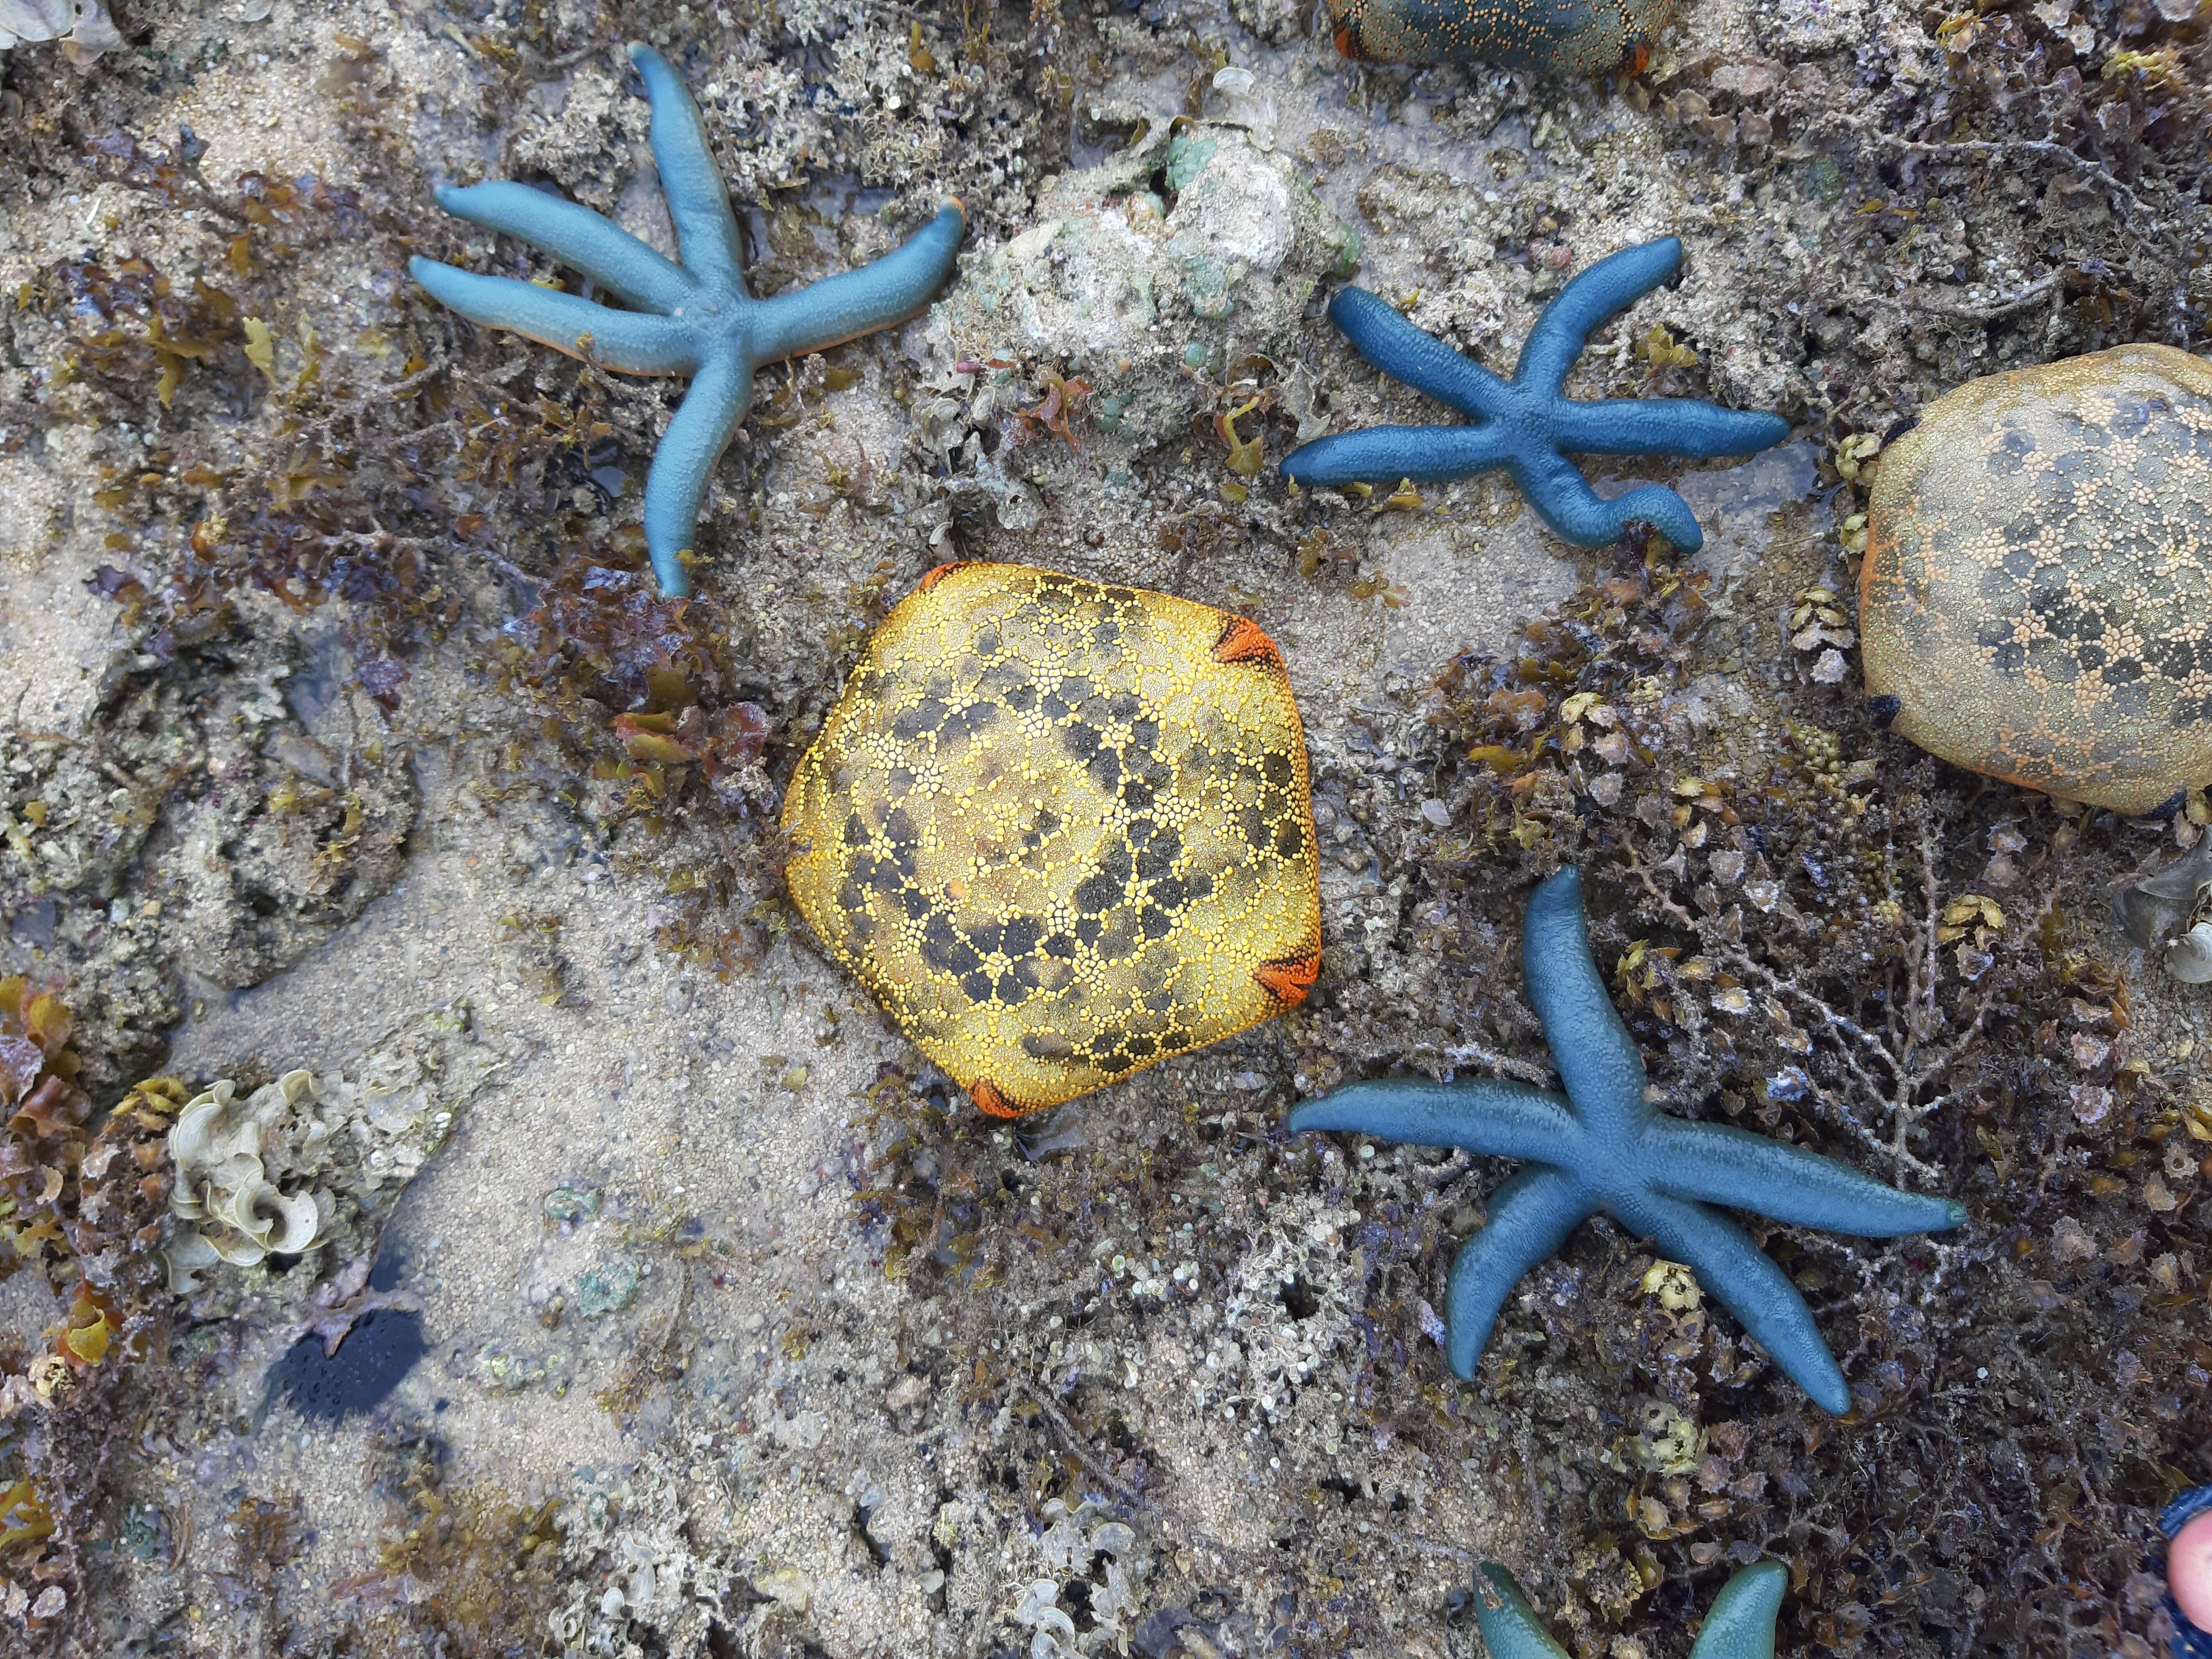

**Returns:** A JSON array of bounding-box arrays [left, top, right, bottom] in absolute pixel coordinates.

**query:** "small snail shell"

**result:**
[[2167, 922, 2212, 985]]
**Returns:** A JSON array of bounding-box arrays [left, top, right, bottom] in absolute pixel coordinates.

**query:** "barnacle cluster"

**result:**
[[162, 1004, 501, 1297]]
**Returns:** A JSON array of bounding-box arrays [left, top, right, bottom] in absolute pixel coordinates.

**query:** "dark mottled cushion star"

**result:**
[[1472, 1558, 1786, 1659], [1281, 237, 1789, 552], [410, 44, 965, 598], [1288, 867, 1964, 1415]]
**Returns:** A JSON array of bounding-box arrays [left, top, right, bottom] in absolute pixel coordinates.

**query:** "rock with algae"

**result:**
[[915, 111, 1359, 528], [1861, 345, 2212, 815], [783, 562, 1323, 1116], [164, 1004, 504, 1300]]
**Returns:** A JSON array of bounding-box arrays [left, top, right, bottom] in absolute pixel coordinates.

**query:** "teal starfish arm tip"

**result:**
[[412, 45, 966, 598], [1280, 237, 1791, 553], [1285, 864, 1965, 1414], [1472, 1563, 1573, 1657], [1472, 1561, 1785, 1659], [1691, 1560, 1789, 1659]]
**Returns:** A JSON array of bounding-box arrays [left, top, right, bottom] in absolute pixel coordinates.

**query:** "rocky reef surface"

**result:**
[[0, 0, 2206, 1655]]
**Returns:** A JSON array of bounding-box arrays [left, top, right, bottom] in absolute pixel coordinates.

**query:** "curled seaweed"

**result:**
[[166, 1072, 332, 1283], [162, 1004, 504, 1299]]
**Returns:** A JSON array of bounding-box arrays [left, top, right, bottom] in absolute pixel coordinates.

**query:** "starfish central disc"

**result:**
[[783, 563, 1324, 1116]]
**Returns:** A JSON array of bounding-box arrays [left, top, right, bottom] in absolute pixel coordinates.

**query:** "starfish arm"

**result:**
[[1443, 1167, 1591, 1379], [407, 258, 700, 374], [641, 348, 755, 598], [1624, 1191, 1852, 1415], [1472, 1564, 1574, 1659], [1511, 449, 1707, 551], [1550, 397, 1793, 460], [743, 201, 969, 367], [1513, 237, 1682, 393], [1648, 1119, 1967, 1238], [1279, 423, 1514, 488], [1686, 1561, 1787, 1659], [1286, 1079, 1577, 1161], [1325, 286, 1515, 419], [628, 43, 749, 298], [1519, 868, 1649, 1136], [428, 182, 696, 313]]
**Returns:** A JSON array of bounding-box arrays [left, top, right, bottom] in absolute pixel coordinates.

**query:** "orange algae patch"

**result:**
[[782, 563, 1323, 1115]]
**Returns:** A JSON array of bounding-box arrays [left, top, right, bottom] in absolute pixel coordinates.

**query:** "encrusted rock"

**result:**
[[915, 110, 1358, 528]]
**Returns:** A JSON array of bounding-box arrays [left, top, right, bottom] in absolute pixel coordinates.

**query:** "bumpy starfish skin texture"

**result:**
[[782, 562, 1323, 1117], [1473, 1560, 1786, 1659], [1287, 867, 1964, 1414], [409, 44, 965, 599], [1281, 238, 1789, 553], [1324, 0, 1674, 72], [1861, 344, 2212, 816]]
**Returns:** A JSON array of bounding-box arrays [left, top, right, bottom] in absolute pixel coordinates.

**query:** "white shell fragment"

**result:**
[[0, 0, 122, 61], [2167, 923, 2212, 986]]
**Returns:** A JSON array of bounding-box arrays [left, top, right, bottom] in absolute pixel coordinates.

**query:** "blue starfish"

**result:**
[[1287, 867, 1965, 1415], [409, 45, 967, 598], [1472, 1559, 1786, 1659], [1280, 238, 1790, 552]]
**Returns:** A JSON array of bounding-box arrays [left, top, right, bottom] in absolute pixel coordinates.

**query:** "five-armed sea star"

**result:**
[[1472, 1559, 1786, 1659], [410, 44, 966, 598], [1280, 237, 1789, 552], [1287, 867, 1965, 1415]]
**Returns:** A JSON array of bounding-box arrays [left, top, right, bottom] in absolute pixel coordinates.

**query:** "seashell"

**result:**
[[2167, 922, 2212, 985], [210, 1177, 280, 1247], [168, 1081, 253, 1174], [266, 1187, 324, 1255], [206, 1224, 269, 1268]]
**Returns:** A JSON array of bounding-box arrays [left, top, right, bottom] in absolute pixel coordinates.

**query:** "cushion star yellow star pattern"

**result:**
[[1862, 344, 2212, 816], [782, 562, 1324, 1116]]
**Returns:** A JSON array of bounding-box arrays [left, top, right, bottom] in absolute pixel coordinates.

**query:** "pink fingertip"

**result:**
[[2174, 1508, 2212, 1632]]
